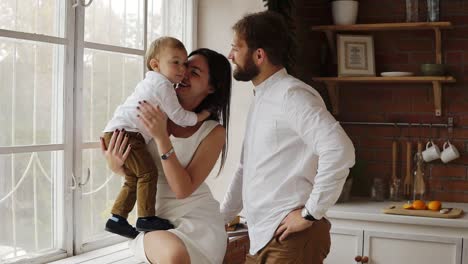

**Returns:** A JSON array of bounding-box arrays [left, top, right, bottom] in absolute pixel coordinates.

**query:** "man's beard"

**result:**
[[233, 56, 259, 81]]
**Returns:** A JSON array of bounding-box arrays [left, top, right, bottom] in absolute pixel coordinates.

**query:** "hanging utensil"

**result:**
[[404, 140, 412, 197], [414, 141, 426, 200]]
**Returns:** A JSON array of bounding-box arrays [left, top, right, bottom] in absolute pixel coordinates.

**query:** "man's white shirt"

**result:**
[[220, 68, 355, 255]]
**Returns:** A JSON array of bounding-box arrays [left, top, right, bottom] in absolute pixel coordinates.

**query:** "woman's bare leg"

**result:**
[[143, 231, 190, 264]]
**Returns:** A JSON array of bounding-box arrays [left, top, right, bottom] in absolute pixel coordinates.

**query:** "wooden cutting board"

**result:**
[[382, 205, 464, 219]]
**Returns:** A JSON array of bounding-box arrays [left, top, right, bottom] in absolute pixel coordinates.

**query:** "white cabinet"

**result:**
[[326, 228, 463, 264], [463, 238, 468, 264], [364, 231, 462, 264], [325, 228, 363, 264]]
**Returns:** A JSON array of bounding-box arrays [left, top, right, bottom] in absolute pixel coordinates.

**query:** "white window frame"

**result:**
[[0, 0, 197, 262]]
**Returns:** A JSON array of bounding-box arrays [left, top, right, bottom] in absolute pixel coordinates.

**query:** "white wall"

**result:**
[[198, 0, 266, 202]]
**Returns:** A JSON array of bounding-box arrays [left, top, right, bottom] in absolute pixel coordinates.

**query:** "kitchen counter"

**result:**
[[327, 200, 468, 229]]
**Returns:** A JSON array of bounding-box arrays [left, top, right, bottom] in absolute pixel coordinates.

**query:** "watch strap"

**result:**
[[302, 207, 317, 222], [161, 147, 175, 160]]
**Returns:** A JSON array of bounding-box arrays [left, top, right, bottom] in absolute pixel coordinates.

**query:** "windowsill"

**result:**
[[49, 242, 142, 264]]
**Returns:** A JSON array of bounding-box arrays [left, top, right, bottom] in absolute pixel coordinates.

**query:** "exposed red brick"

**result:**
[[411, 100, 435, 113], [360, 138, 393, 148], [375, 53, 409, 65], [432, 192, 468, 203], [445, 28, 468, 39], [431, 165, 467, 179], [446, 52, 464, 65], [409, 52, 436, 65], [297, 0, 468, 202], [397, 39, 433, 52], [357, 149, 377, 161], [446, 39, 468, 51]]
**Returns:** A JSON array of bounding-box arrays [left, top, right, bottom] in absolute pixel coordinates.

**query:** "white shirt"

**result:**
[[104, 71, 197, 142], [220, 68, 355, 255]]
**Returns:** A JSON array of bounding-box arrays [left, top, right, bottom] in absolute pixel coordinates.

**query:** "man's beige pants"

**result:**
[[245, 218, 331, 264]]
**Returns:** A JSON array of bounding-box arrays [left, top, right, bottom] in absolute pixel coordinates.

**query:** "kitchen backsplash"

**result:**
[[295, 0, 468, 202]]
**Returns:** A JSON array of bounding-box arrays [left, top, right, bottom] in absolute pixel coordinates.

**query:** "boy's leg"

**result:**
[[111, 174, 137, 218], [123, 132, 173, 231], [103, 132, 139, 238], [103, 132, 138, 218], [123, 133, 158, 217]]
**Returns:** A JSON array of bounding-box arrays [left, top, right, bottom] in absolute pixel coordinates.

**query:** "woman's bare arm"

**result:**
[[156, 126, 225, 199], [138, 101, 225, 199]]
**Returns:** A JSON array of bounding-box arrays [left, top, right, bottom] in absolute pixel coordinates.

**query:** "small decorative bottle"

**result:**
[[427, 0, 440, 22], [370, 177, 388, 201], [405, 0, 419, 22]]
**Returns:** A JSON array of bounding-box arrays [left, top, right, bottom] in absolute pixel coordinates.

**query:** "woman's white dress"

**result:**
[[129, 120, 227, 264]]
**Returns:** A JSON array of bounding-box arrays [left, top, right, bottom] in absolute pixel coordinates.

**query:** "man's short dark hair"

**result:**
[[232, 11, 288, 66]]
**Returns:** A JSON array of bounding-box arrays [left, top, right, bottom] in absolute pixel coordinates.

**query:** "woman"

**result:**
[[101, 48, 232, 264]]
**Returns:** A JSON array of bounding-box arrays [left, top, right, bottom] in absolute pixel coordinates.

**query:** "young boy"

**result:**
[[102, 37, 210, 238]]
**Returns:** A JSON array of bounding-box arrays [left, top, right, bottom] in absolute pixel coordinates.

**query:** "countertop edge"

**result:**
[[325, 201, 468, 229]]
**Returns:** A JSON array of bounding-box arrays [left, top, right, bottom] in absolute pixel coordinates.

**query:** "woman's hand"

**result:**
[[137, 101, 169, 142], [100, 129, 132, 176]]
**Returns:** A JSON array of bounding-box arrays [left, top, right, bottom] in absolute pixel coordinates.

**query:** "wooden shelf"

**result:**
[[312, 76, 456, 117], [310, 22, 452, 32], [312, 76, 456, 83], [311, 22, 451, 64], [311, 22, 454, 117]]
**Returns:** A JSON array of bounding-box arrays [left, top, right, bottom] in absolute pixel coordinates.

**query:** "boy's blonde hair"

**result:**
[[145, 36, 186, 71]]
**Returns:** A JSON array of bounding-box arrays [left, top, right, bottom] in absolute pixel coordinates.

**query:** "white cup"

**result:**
[[332, 0, 359, 25], [422, 140, 441, 162], [440, 141, 460, 163]]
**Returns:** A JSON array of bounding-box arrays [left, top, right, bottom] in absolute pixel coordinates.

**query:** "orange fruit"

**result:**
[[412, 200, 426, 210], [427, 201, 442, 211], [402, 203, 413, 209]]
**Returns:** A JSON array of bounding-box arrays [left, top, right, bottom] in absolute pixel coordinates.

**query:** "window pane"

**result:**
[[148, 0, 189, 50], [0, 151, 62, 262], [85, 0, 144, 49], [0, 0, 64, 37], [80, 148, 136, 241], [0, 38, 64, 147], [82, 49, 142, 142]]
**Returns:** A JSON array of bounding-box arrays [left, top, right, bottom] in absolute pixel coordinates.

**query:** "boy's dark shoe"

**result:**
[[136, 216, 174, 232], [105, 215, 139, 239]]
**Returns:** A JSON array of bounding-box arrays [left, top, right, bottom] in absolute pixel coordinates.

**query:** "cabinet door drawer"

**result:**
[[325, 228, 363, 264], [364, 231, 462, 264]]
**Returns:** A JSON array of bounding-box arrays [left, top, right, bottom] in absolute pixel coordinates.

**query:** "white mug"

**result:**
[[440, 141, 460, 163], [422, 140, 441, 162]]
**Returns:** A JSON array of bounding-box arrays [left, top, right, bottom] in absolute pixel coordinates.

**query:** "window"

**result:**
[[0, 0, 196, 262]]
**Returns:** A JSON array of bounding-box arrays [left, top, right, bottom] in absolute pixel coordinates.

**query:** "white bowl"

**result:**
[[381, 72, 414, 77]]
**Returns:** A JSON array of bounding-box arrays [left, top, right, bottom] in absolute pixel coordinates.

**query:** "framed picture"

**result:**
[[337, 34, 375, 76]]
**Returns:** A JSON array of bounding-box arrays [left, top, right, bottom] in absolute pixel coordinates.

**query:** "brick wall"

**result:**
[[296, 0, 468, 202]]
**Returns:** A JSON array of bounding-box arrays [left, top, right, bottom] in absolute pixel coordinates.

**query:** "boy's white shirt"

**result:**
[[103, 71, 197, 142]]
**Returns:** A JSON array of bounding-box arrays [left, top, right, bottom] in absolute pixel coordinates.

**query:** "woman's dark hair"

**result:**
[[189, 48, 232, 174]]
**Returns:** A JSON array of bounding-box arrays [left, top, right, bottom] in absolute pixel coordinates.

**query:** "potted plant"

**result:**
[[330, 0, 359, 25]]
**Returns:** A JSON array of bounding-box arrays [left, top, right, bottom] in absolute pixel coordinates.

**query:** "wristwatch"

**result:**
[[161, 147, 175, 160], [301, 207, 317, 222]]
